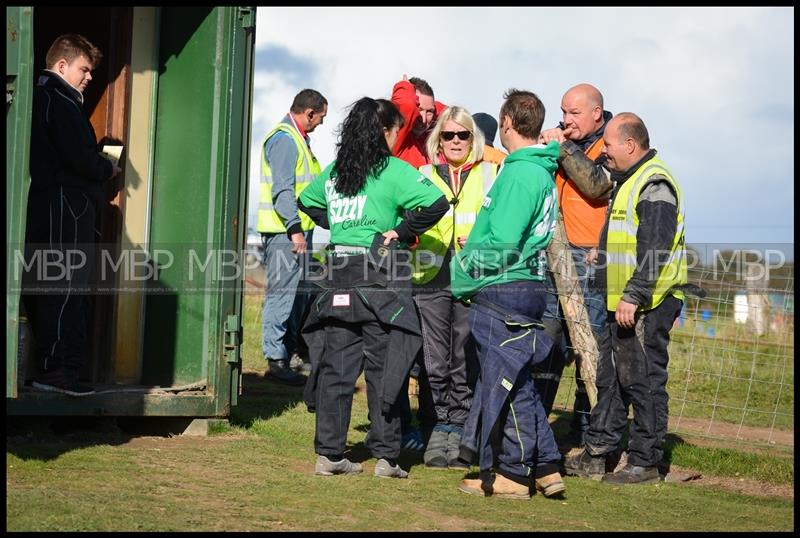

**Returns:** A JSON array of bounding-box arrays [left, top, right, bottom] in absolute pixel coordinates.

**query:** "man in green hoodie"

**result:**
[[454, 89, 565, 500]]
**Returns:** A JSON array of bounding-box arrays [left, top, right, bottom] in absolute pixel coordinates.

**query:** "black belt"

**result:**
[[468, 296, 545, 330]]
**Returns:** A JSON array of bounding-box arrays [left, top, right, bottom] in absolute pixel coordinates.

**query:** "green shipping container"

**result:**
[[6, 7, 256, 418]]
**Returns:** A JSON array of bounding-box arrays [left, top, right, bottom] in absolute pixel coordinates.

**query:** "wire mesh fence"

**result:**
[[552, 246, 794, 449]]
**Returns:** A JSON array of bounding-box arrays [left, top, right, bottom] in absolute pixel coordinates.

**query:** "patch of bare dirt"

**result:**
[[121, 434, 250, 449], [665, 465, 794, 500], [669, 416, 793, 448], [561, 447, 793, 500], [551, 409, 793, 456], [550, 407, 793, 450]]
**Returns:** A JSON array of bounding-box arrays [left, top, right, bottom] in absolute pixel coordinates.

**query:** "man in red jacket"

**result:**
[[391, 74, 447, 168], [389, 74, 446, 453]]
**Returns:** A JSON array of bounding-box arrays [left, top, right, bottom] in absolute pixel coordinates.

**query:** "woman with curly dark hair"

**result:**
[[298, 97, 448, 479]]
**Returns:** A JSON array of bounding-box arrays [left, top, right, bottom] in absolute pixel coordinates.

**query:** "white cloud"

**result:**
[[248, 6, 794, 245]]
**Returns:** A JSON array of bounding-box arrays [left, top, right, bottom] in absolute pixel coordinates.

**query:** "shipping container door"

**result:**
[[142, 7, 254, 414], [6, 6, 34, 398]]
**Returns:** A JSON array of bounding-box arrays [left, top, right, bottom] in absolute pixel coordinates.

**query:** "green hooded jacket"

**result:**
[[450, 141, 560, 300]]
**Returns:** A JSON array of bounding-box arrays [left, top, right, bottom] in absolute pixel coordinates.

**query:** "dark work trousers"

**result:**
[[470, 281, 562, 481], [584, 295, 682, 467], [22, 187, 97, 373], [397, 375, 419, 436], [413, 288, 478, 428], [315, 319, 402, 460]]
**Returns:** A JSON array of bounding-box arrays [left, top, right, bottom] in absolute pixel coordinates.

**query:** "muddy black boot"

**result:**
[[267, 358, 306, 386], [564, 449, 606, 479]]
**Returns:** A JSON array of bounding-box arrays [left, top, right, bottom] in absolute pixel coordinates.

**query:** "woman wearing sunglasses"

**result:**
[[411, 106, 499, 469]]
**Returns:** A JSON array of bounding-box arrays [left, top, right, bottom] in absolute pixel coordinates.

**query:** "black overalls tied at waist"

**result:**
[[310, 233, 413, 285], [301, 236, 422, 416]]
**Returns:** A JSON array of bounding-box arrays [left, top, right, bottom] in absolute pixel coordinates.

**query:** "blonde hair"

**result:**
[[426, 106, 484, 166]]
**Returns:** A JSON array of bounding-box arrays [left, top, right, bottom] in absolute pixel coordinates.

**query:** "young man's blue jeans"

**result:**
[[261, 230, 313, 361], [470, 281, 562, 482]]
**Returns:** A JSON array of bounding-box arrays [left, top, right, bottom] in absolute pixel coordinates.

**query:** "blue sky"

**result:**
[[248, 6, 794, 251]]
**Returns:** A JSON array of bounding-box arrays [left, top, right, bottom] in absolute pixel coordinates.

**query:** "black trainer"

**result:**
[[601, 463, 661, 485], [267, 359, 306, 386], [32, 369, 95, 397]]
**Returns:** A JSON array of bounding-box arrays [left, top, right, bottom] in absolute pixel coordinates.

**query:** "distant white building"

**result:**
[[734, 292, 748, 324], [734, 290, 789, 336]]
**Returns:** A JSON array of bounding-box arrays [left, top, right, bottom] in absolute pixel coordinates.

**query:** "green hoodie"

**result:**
[[450, 141, 560, 300]]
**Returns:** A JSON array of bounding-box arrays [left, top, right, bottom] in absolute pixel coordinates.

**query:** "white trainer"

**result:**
[[374, 458, 408, 479]]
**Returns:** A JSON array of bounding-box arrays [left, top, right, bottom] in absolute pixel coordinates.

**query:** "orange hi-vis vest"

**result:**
[[555, 137, 607, 247]]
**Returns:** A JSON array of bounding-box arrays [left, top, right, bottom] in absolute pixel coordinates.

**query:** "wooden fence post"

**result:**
[[545, 214, 599, 407]]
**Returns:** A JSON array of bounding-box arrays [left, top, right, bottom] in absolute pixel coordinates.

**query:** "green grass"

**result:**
[[4, 286, 762, 532], [6, 270, 794, 531], [542, 408, 794, 486], [663, 441, 793, 485], [7, 320, 794, 532], [241, 287, 267, 370], [6, 451, 794, 531], [666, 314, 794, 430], [7, 378, 794, 532]]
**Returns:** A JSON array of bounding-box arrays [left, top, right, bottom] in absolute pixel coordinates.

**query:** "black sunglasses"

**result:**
[[441, 130, 472, 141]]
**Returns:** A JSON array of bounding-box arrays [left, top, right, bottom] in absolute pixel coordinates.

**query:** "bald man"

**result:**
[[531, 84, 614, 445], [565, 113, 687, 485]]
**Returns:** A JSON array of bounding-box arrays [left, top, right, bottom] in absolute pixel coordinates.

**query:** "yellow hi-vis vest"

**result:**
[[606, 155, 687, 312], [257, 123, 320, 233], [412, 161, 497, 285]]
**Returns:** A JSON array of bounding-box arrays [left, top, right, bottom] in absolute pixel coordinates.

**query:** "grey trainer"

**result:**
[[374, 458, 408, 479], [423, 428, 449, 468], [446, 427, 468, 469], [315, 455, 363, 476]]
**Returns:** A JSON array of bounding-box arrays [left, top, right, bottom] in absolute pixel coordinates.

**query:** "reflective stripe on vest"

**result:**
[[606, 155, 687, 312], [412, 161, 497, 285], [257, 123, 320, 233]]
